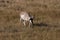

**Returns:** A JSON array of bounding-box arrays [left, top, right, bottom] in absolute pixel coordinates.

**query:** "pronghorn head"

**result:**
[[28, 13, 34, 25]]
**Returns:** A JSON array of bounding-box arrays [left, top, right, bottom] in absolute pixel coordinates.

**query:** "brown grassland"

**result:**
[[0, 0, 60, 40]]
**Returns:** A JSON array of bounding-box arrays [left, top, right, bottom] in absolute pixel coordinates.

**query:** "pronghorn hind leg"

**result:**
[[23, 21, 26, 26], [20, 18, 24, 24], [20, 18, 22, 23], [20, 18, 25, 26]]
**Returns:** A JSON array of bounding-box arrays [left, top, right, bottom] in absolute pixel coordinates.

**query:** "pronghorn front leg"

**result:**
[[29, 20, 33, 27]]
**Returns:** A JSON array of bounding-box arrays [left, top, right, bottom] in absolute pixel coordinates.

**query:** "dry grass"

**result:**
[[0, 0, 60, 40]]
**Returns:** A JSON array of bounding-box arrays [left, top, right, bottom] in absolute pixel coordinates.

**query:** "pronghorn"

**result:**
[[20, 11, 33, 27]]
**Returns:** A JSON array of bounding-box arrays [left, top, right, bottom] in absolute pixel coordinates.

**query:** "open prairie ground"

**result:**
[[0, 0, 60, 40]]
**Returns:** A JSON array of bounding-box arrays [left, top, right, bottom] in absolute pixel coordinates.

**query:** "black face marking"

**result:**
[[30, 18, 33, 24], [30, 18, 33, 20]]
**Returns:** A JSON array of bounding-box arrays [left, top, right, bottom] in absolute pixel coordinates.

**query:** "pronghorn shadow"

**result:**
[[33, 22, 48, 27]]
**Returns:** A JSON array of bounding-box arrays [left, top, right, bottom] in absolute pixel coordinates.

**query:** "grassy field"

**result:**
[[0, 0, 60, 40]]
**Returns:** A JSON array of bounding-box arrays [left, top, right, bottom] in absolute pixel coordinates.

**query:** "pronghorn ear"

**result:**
[[32, 15, 35, 19], [31, 16, 34, 18]]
